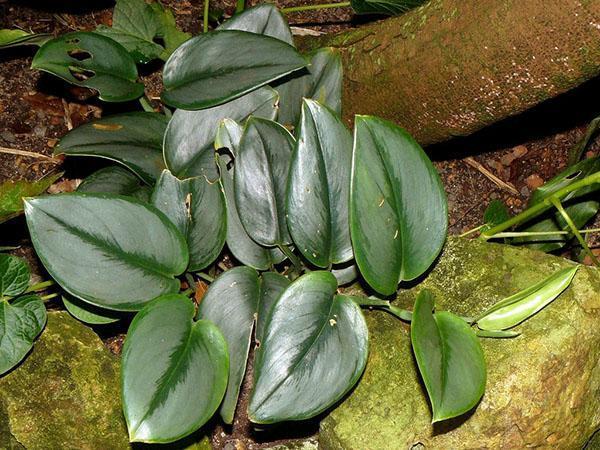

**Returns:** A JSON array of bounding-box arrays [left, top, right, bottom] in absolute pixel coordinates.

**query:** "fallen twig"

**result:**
[[464, 157, 519, 196]]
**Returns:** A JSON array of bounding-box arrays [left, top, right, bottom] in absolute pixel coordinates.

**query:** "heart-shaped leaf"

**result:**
[[234, 118, 295, 247], [162, 30, 306, 110], [25, 193, 188, 311], [122, 294, 228, 443], [0, 29, 51, 48], [350, 0, 426, 15], [62, 295, 123, 325], [152, 170, 226, 271], [287, 99, 353, 267], [78, 166, 152, 202], [0, 172, 62, 224], [350, 116, 447, 295], [411, 290, 486, 422], [163, 87, 278, 181], [0, 254, 30, 297], [217, 3, 293, 45], [56, 112, 168, 184], [248, 271, 368, 423], [0, 295, 46, 375], [31, 32, 144, 102]]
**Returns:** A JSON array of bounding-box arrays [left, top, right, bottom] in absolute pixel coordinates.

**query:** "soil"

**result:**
[[1, 1, 600, 449]]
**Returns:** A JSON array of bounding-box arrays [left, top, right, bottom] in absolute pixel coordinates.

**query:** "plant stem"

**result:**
[[352, 297, 414, 322], [138, 96, 154, 112], [181, 288, 194, 297], [41, 293, 58, 302], [281, 1, 350, 13], [235, 0, 245, 13], [278, 244, 302, 273], [24, 280, 55, 293], [459, 224, 485, 238], [197, 272, 214, 283], [203, 0, 210, 33], [485, 228, 600, 239]]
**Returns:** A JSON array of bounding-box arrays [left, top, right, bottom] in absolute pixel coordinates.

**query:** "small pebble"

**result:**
[[525, 174, 544, 190]]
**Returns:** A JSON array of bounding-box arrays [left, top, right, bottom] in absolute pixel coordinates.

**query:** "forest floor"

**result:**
[[1, 0, 600, 448]]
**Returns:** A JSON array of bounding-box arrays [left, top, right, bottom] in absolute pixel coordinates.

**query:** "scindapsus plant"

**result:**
[[0, 0, 581, 444]]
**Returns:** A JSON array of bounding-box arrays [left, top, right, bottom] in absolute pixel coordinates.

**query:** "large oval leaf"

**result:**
[[287, 99, 352, 267], [217, 3, 293, 45], [62, 295, 123, 325], [234, 118, 295, 247], [411, 290, 486, 422], [163, 87, 278, 181], [350, 116, 447, 295], [152, 170, 226, 271], [0, 295, 46, 375], [0, 254, 30, 297], [122, 294, 228, 443], [248, 271, 368, 423], [56, 112, 168, 184], [77, 166, 152, 202], [25, 193, 188, 311], [162, 30, 306, 110], [31, 32, 144, 102]]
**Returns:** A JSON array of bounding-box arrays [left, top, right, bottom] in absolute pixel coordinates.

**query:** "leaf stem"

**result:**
[[24, 280, 55, 293], [138, 96, 154, 113], [352, 297, 414, 322], [197, 272, 214, 283], [281, 1, 351, 13], [485, 228, 600, 239], [278, 244, 302, 273], [235, 0, 245, 13], [459, 224, 485, 238], [181, 288, 194, 297], [41, 293, 58, 302], [203, 0, 210, 33]]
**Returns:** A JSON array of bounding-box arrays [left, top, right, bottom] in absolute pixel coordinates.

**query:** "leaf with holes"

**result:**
[[248, 271, 368, 423], [411, 290, 486, 422], [351, 0, 426, 15], [149, 2, 191, 58], [62, 295, 123, 325], [0, 254, 30, 297], [25, 193, 188, 311], [162, 30, 306, 110], [0, 172, 62, 224], [0, 29, 51, 48], [0, 294, 46, 375], [56, 112, 168, 184], [151, 170, 226, 271], [163, 87, 278, 181], [78, 166, 152, 202], [234, 118, 295, 247], [31, 32, 144, 102], [122, 294, 228, 443], [350, 116, 447, 295], [287, 99, 352, 267]]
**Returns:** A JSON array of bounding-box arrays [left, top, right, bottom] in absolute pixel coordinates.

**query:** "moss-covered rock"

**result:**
[[320, 237, 600, 449]]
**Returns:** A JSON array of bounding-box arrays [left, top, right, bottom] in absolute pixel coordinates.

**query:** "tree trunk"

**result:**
[[298, 0, 600, 146]]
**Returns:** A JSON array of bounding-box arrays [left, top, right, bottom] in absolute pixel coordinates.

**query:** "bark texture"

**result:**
[[299, 0, 600, 146]]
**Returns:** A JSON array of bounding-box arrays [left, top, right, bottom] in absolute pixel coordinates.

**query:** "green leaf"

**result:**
[[331, 263, 358, 286], [483, 199, 510, 229], [234, 118, 295, 247], [162, 30, 306, 110], [163, 87, 278, 181], [151, 170, 226, 271], [0, 172, 62, 224], [217, 4, 294, 45], [287, 99, 352, 267], [350, 116, 447, 295], [122, 294, 228, 443], [62, 295, 123, 325], [248, 271, 368, 423], [56, 112, 168, 184], [411, 290, 486, 422], [0, 254, 29, 297], [254, 272, 290, 345], [25, 193, 188, 311], [0, 295, 46, 375], [0, 29, 51, 48], [149, 2, 191, 58], [351, 0, 427, 16], [31, 32, 144, 103], [77, 166, 152, 202]]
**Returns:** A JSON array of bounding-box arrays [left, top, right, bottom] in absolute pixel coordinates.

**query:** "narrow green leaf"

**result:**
[[152, 170, 226, 271], [249, 271, 368, 423], [122, 294, 228, 443], [62, 295, 123, 325], [31, 32, 144, 102], [163, 87, 278, 180], [0, 172, 62, 224], [78, 166, 152, 202], [351, 0, 426, 15], [56, 112, 168, 184], [0, 29, 51, 48], [411, 290, 486, 422], [217, 3, 294, 45], [162, 30, 306, 110], [475, 329, 520, 339], [25, 193, 188, 311], [234, 118, 295, 247], [350, 116, 447, 295], [287, 99, 352, 267], [0, 254, 29, 297]]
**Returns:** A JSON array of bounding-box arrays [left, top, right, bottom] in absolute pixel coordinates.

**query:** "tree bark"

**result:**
[[298, 0, 600, 146]]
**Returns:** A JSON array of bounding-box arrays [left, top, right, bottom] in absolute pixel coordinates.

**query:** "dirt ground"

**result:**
[[1, 1, 600, 449]]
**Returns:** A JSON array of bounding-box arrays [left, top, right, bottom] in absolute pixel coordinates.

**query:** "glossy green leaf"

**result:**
[[152, 170, 226, 271], [162, 30, 306, 110], [235, 118, 295, 247], [0, 172, 62, 224], [351, 0, 426, 15], [483, 199, 510, 229], [0, 29, 51, 48], [331, 263, 358, 286], [0, 295, 46, 375], [0, 254, 29, 297], [122, 294, 228, 443], [56, 112, 168, 184], [477, 266, 578, 331], [163, 87, 278, 180], [77, 166, 151, 201], [248, 271, 368, 423], [62, 295, 122, 325], [25, 193, 188, 311], [217, 3, 293, 45], [411, 290, 486, 422], [149, 2, 191, 58], [254, 272, 290, 345], [287, 99, 352, 267], [350, 116, 447, 295], [31, 32, 144, 102]]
